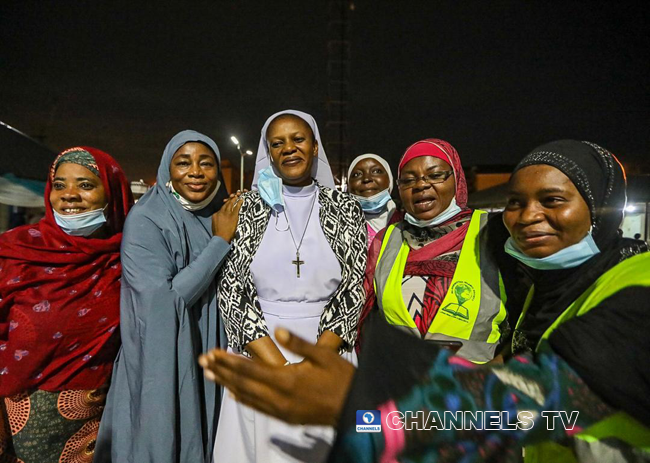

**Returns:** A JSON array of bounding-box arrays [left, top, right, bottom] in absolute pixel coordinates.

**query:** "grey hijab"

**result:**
[[95, 130, 229, 463], [157, 129, 224, 217]]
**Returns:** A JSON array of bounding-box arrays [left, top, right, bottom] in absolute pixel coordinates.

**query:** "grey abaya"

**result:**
[[95, 131, 231, 463]]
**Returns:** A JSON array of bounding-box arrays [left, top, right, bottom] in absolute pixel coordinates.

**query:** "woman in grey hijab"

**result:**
[[95, 130, 242, 463]]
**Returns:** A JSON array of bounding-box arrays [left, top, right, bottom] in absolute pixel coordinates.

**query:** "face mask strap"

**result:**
[[274, 210, 290, 232]]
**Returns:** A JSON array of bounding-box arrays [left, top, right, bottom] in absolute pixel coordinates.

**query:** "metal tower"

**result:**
[[326, 0, 353, 186]]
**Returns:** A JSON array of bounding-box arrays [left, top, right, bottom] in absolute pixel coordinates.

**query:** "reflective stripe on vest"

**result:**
[[374, 210, 507, 363], [520, 252, 650, 462]]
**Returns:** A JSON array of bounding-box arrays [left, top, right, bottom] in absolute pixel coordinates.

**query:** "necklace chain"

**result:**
[[284, 191, 318, 254]]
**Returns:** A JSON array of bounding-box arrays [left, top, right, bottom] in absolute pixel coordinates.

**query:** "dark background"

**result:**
[[1, 1, 648, 184]]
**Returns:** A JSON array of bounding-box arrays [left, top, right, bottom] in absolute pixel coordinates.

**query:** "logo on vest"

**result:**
[[441, 281, 475, 322]]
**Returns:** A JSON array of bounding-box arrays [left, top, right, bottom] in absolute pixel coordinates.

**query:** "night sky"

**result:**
[[1, 1, 648, 184]]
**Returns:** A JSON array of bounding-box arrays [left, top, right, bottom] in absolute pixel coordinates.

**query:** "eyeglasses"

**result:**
[[396, 171, 453, 189]]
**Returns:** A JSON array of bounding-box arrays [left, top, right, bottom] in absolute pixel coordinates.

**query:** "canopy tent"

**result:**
[[0, 121, 55, 206], [0, 174, 45, 208]]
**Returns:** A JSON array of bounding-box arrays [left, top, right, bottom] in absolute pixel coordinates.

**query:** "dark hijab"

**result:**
[[512, 139, 649, 425]]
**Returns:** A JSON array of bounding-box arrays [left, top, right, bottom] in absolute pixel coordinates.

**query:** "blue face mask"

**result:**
[[351, 189, 391, 214], [53, 207, 107, 237], [404, 197, 462, 228], [504, 232, 600, 270], [257, 166, 284, 210]]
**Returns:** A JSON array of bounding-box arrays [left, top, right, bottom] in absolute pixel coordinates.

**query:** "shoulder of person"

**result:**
[[122, 192, 179, 237], [122, 204, 166, 241], [316, 182, 359, 208], [238, 190, 268, 213], [240, 189, 261, 203], [124, 197, 161, 227]]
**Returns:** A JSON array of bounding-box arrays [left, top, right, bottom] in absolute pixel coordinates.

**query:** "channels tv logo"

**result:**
[[356, 410, 381, 432]]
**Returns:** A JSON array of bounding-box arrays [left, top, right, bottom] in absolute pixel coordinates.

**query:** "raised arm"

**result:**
[[122, 196, 241, 308]]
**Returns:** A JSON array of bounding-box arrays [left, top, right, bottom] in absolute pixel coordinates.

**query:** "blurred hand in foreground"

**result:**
[[199, 328, 356, 427]]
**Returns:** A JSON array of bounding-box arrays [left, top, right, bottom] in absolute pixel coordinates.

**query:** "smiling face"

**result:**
[[503, 164, 592, 258], [169, 142, 220, 203], [348, 158, 391, 197], [398, 156, 456, 220], [266, 115, 318, 186], [50, 163, 107, 215]]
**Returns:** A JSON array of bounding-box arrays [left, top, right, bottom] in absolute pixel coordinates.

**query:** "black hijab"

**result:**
[[511, 139, 649, 425]]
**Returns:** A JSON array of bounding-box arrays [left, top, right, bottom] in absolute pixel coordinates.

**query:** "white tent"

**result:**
[[0, 175, 44, 207], [0, 121, 56, 175], [0, 122, 53, 231]]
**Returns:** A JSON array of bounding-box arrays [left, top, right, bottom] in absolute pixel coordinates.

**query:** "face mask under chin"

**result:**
[[404, 197, 462, 228], [351, 189, 392, 214], [168, 181, 221, 211], [53, 207, 108, 237], [504, 231, 600, 270]]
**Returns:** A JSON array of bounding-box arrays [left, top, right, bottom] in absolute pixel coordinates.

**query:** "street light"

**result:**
[[230, 135, 252, 190]]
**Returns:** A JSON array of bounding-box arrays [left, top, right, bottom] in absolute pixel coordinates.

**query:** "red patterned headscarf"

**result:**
[[397, 138, 469, 209], [0, 147, 133, 396]]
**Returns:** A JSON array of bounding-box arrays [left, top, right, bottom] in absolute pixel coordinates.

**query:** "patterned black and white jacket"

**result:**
[[217, 181, 367, 355]]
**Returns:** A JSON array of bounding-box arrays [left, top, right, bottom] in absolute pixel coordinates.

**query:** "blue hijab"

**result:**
[[96, 131, 230, 463]]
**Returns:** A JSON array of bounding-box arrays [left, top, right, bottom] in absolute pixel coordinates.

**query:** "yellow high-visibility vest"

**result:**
[[520, 252, 650, 462], [374, 210, 507, 363]]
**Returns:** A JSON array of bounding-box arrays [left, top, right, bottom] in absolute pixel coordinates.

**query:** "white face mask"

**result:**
[[168, 181, 221, 211], [404, 197, 462, 228], [53, 207, 107, 237]]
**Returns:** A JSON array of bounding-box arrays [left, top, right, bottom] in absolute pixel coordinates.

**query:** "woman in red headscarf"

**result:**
[[358, 139, 509, 364], [0, 147, 133, 463]]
